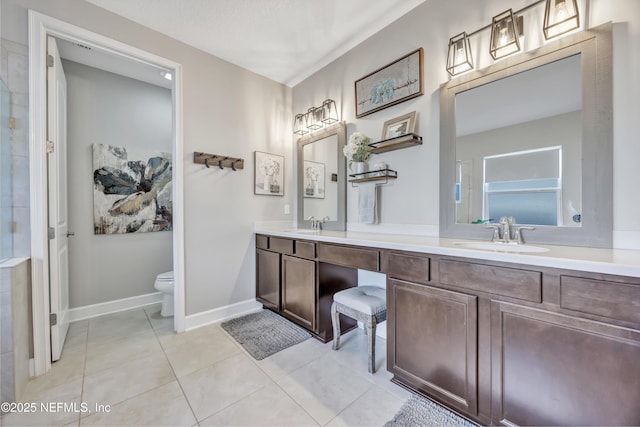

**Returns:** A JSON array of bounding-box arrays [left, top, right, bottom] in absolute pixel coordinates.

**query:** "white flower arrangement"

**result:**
[[343, 132, 372, 164]]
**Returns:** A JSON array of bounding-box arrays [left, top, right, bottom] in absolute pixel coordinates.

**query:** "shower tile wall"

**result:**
[[0, 39, 30, 258]]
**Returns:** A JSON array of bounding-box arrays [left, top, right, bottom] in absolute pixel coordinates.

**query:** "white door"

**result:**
[[47, 36, 70, 362]]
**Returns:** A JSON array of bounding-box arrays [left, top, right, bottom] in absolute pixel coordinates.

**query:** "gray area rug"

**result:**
[[384, 395, 476, 427], [221, 309, 311, 360]]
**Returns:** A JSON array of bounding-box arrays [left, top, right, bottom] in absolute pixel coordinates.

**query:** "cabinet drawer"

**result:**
[[439, 259, 541, 303], [256, 235, 269, 250], [270, 237, 294, 255], [560, 276, 640, 324], [317, 244, 379, 271], [295, 241, 316, 259], [386, 252, 430, 284]]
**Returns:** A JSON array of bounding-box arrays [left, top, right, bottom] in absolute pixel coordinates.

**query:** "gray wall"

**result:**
[[292, 0, 640, 249], [2, 0, 293, 316], [62, 59, 173, 308]]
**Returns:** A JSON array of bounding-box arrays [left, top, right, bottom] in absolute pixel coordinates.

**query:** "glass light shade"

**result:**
[[490, 9, 521, 60], [307, 107, 323, 130], [543, 0, 579, 40], [293, 113, 308, 135], [321, 99, 339, 124], [446, 32, 474, 76]]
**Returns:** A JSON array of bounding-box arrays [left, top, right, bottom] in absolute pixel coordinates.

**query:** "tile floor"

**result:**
[[1, 304, 412, 426]]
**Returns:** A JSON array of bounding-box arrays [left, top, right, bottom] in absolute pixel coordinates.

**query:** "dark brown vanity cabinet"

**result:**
[[490, 301, 640, 426], [386, 251, 640, 426], [388, 278, 478, 415], [255, 248, 280, 311], [255, 235, 357, 342], [281, 254, 316, 330]]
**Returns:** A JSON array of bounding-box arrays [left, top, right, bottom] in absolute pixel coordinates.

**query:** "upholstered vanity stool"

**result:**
[[331, 285, 387, 373]]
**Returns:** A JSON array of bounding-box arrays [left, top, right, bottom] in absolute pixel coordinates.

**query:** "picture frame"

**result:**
[[303, 160, 325, 199], [254, 151, 284, 196], [381, 111, 418, 140], [354, 48, 424, 118]]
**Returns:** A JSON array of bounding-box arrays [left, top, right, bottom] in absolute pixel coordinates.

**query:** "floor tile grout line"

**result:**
[[150, 312, 200, 425], [79, 308, 172, 424], [194, 381, 273, 424], [76, 320, 89, 424]]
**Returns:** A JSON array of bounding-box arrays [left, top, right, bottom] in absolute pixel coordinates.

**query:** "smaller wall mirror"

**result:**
[[297, 122, 346, 230]]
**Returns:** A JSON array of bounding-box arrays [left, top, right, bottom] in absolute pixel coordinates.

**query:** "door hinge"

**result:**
[[50, 313, 57, 326], [46, 140, 55, 154], [46, 54, 54, 68], [48, 227, 55, 240]]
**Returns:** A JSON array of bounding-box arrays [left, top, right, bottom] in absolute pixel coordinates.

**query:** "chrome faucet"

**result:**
[[308, 216, 329, 231], [514, 225, 536, 244], [499, 216, 513, 243], [485, 216, 535, 244]]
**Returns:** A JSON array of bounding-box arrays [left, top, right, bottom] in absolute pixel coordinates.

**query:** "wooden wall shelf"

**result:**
[[368, 133, 422, 154], [348, 169, 398, 185]]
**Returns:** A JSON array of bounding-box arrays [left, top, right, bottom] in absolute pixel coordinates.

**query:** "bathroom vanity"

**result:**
[[255, 228, 640, 426]]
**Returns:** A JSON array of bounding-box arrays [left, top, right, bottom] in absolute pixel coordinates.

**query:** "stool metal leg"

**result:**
[[331, 302, 341, 350], [366, 316, 377, 373]]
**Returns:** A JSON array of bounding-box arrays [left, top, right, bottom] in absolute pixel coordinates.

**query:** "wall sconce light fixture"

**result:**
[[307, 107, 324, 131], [489, 9, 523, 60], [543, 0, 580, 39], [321, 99, 339, 124], [293, 113, 309, 135], [446, 0, 579, 76], [293, 99, 339, 134], [446, 32, 474, 76]]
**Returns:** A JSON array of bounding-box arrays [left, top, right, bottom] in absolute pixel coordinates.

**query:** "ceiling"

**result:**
[[57, 38, 174, 89], [84, 0, 427, 87]]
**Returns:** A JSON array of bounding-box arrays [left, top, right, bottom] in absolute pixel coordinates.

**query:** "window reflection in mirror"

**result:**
[[454, 54, 582, 227]]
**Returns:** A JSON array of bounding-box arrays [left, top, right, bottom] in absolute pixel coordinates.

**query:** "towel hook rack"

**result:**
[[194, 152, 244, 171]]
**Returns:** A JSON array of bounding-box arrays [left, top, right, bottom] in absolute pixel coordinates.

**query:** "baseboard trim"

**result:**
[[184, 299, 263, 331], [68, 292, 163, 322]]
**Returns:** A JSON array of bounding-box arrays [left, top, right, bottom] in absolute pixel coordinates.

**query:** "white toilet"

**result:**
[[154, 271, 174, 317]]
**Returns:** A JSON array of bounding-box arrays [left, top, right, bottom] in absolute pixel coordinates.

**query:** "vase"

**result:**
[[351, 161, 368, 175]]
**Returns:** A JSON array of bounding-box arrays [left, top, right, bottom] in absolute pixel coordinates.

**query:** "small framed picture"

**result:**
[[303, 160, 325, 199], [254, 151, 284, 196], [381, 111, 418, 140]]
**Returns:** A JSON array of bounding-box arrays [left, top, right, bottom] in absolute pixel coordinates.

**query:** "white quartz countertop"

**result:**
[[255, 225, 640, 278]]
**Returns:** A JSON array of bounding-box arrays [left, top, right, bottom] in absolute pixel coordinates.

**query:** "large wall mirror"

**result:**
[[440, 24, 612, 247], [297, 122, 346, 230]]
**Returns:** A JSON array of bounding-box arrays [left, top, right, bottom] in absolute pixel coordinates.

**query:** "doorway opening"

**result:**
[[29, 11, 185, 376]]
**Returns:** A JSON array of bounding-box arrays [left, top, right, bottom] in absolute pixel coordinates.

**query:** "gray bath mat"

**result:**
[[221, 309, 310, 360], [384, 395, 476, 427]]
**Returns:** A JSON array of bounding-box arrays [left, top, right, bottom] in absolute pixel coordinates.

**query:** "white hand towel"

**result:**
[[358, 182, 378, 224]]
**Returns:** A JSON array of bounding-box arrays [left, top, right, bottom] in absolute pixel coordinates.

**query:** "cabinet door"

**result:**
[[491, 301, 640, 426], [256, 249, 280, 311], [388, 279, 478, 415], [281, 255, 316, 331]]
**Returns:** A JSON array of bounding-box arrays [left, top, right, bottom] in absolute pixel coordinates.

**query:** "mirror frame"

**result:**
[[440, 23, 613, 248], [297, 121, 347, 231]]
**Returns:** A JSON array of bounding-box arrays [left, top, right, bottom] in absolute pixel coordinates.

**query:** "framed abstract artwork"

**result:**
[[254, 151, 284, 196], [92, 144, 172, 234], [354, 48, 424, 118]]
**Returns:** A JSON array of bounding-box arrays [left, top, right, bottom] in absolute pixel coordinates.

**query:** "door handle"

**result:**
[[66, 232, 75, 238]]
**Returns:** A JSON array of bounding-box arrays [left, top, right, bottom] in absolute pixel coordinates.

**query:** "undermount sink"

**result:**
[[284, 229, 319, 234], [455, 241, 549, 253]]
